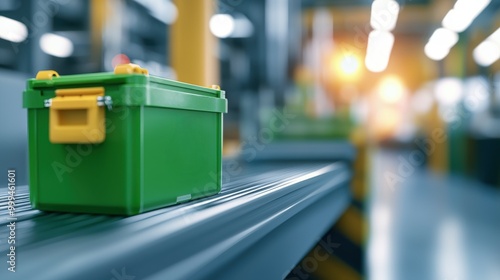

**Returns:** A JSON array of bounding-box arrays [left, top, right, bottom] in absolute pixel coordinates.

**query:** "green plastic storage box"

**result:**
[[23, 64, 227, 215]]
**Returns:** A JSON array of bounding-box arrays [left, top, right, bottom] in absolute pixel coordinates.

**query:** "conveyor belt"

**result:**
[[0, 162, 351, 280]]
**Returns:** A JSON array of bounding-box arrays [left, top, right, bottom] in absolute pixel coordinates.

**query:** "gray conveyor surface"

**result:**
[[0, 162, 351, 280]]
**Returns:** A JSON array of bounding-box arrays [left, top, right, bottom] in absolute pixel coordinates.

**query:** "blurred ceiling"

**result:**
[[302, 0, 431, 8]]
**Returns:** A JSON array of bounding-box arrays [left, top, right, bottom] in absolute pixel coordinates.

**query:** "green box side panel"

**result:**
[[27, 106, 144, 215], [142, 107, 222, 211]]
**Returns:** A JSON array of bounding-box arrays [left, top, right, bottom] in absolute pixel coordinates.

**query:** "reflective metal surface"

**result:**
[[0, 162, 351, 280]]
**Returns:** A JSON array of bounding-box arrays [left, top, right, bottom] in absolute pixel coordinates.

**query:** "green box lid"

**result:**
[[24, 70, 227, 114]]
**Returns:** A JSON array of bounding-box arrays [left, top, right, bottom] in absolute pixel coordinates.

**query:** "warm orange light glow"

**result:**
[[340, 54, 360, 75], [377, 75, 406, 104], [325, 52, 362, 82]]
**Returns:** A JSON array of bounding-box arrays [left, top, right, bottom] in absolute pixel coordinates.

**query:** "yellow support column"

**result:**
[[171, 0, 219, 86], [90, 0, 107, 67]]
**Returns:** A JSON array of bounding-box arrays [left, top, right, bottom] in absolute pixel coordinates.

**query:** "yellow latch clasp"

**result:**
[[45, 87, 110, 144], [114, 63, 149, 75]]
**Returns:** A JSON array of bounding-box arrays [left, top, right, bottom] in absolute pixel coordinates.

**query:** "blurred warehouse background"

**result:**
[[1, 0, 500, 279]]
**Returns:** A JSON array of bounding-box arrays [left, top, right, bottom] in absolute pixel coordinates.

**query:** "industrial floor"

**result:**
[[368, 149, 500, 280]]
